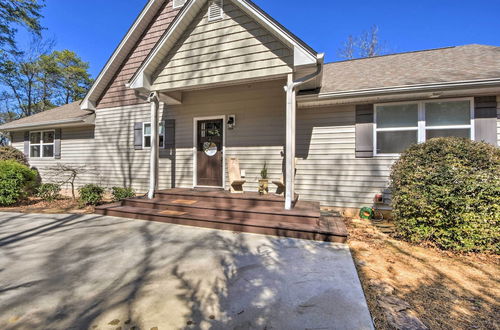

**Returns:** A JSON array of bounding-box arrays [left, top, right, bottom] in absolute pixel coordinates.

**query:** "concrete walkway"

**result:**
[[0, 212, 373, 330]]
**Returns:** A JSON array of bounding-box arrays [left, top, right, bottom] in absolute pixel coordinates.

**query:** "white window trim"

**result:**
[[207, 0, 224, 22], [143, 122, 165, 149], [29, 130, 55, 159], [374, 97, 475, 157], [172, 0, 187, 9]]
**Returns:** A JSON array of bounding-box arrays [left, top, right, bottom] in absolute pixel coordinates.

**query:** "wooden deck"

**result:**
[[95, 188, 348, 243]]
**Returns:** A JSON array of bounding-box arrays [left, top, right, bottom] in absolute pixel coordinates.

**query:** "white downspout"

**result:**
[[284, 53, 325, 210], [147, 91, 160, 199]]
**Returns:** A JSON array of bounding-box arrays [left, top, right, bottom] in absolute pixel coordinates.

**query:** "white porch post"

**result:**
[[285, 74, 296, 210], [148, 92, 160, 199]]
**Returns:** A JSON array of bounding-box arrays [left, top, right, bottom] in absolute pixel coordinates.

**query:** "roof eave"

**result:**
[[0, 114, 96, 132], [298, 78, 500, 102]]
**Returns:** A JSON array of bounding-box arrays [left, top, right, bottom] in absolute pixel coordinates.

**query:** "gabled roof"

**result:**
[[80, 0, 169, 110], [128, 0, 319, 91], [316, 44, 500, 96], [0, 101, 95, 131]]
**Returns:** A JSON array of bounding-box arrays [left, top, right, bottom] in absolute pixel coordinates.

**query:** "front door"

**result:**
[[196, 119, 223, 187]]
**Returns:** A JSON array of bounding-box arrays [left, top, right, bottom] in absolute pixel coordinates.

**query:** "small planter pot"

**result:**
[[258, 179, 269, 195]]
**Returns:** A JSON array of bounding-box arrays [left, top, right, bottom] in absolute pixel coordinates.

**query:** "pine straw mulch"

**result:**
[[0, 197, 95, 214], [346, 217, 500, 330]]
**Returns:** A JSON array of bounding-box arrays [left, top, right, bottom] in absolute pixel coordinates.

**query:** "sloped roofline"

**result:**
[[81, 0, 167, 110], [128, 0, 319, 91]]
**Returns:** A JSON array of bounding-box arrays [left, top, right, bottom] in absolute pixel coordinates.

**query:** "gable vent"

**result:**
[[173, 0, 187, 9], [208, 0, 224, 21]]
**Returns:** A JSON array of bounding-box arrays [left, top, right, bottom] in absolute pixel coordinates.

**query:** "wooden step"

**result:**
[[154, 188, 302, 208], [95, 204, 347, 243], [122, 198, 320, 225]]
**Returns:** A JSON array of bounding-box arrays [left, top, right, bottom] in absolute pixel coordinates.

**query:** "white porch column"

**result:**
[[147, 92, 160, 199], [285, 74, 296, 210]]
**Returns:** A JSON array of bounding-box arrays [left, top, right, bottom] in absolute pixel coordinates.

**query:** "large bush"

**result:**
[[111, 186, 135, 202], [0, 146, 29, 166], [390, 137, 500, 253], [0, 160, 38, 206], [78, 184, 105, 206]]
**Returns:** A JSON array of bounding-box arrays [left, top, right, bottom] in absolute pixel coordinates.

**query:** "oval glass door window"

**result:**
[[203, 142, 218, 157]]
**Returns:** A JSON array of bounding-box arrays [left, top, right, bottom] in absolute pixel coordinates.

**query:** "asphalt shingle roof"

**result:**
[[319, 44, 500, 94], [0, 101, 93, 130]]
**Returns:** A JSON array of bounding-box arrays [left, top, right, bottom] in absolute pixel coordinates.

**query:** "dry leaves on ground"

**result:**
[[347, 217, 500, 330]]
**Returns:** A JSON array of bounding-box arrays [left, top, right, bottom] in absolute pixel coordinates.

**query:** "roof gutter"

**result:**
[[0, 114, 95, 132], [299, 78, 500, 101]]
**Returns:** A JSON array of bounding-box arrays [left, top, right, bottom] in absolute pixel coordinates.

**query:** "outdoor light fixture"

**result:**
[[227, 115, 236, 129]]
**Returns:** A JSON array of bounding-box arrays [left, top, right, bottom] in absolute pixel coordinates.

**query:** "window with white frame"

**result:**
[[143, 122, 165, 148], [375, 98, 473, 155], [173, 0, 187, 9], [30, 130, 55, 158]]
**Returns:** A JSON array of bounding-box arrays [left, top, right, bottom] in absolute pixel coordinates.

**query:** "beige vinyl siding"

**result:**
[[151, 1, 293, 91], [497, 96, 500, 145], [296, 106, 395, 208], [11, 126, 98, 189]]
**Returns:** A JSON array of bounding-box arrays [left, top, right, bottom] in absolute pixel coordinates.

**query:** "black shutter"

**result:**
[[24, 132, 30, 157], [355, 104, 375, 158], [164, 119, 175, 149], [134, 122, 143, 150], [54, 129, 62, 159], [474, 96, 497, 146]]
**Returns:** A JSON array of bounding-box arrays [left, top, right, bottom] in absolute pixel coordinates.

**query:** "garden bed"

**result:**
[[347, 217, 499, 330], [0, 197, 97, 214]]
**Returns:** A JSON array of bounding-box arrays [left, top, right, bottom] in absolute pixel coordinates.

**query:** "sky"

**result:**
[[16, 0, 500, 79]]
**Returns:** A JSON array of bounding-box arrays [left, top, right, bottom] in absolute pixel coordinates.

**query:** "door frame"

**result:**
[[193, 115, 226, 189]]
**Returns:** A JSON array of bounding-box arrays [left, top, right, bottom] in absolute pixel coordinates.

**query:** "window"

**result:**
[[375, 98, 473, 155], [143, 122, 165, 148], [173, 0, 187, 9], [30, 130, 55, 158], [208, 0, 223, 21]]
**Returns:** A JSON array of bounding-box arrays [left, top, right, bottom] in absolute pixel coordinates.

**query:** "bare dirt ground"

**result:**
[[0, 197, 94, 214], [346, 217, 500, 330]]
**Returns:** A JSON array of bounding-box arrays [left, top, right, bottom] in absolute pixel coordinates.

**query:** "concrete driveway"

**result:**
[[0, 212, 373, 330]]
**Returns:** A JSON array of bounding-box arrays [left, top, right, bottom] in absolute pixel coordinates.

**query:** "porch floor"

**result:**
[[95, 188, 348, 243]]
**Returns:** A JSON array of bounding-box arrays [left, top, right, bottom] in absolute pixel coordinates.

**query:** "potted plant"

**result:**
[[258, 162, 269, 195]]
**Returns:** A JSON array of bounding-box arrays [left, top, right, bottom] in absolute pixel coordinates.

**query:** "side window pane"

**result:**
[[426, 129, 470, 140], [425, 101, 470, 126], [144, 124, 151, 135], [30, 146, 41, 158], [376, 104, 418, 128], [377, 131, 418, 154], [43, 145, 54, 157], [43, 131, 55, 143], [144, 136, 151, 148], [30, 132, 41, 144]]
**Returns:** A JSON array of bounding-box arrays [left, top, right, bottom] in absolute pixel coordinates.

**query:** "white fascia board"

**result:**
[[128, 71, 152, 92], [0, 116, 95, 132], [299, 78, 500, 102], [81, 0, 163, 110]]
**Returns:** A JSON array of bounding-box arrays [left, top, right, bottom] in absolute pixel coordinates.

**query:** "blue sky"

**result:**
[[17, 0, 500, 78]]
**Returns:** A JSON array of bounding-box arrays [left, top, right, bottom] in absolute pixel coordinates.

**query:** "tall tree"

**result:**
[[338, 25, 388, 60], [0, 39, 93, 118], [0, 0, 44, 56]]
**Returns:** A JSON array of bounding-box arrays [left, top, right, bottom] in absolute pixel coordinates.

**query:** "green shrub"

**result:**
[[0, 160, 38, 206], [0, 146, 29, 166], [37, 183, 61, 202], [78, 184, 105, 206], [390, 137, 500, 253], [111, 186, 135, 202]]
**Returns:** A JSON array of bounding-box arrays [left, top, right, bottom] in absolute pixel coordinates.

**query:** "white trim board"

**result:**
[[192, 115, 227, 189]]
